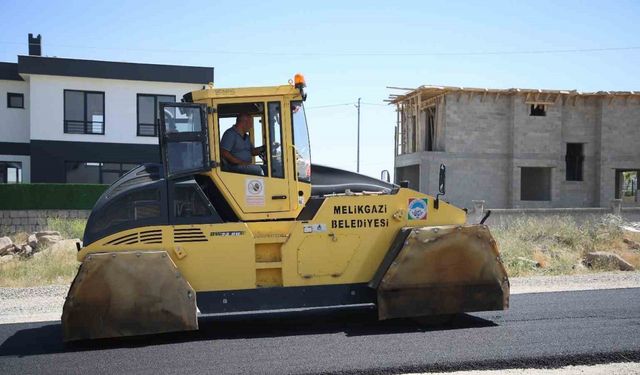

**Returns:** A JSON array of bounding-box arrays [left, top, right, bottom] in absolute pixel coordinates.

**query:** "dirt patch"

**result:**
[[493, 216, 640, 277]]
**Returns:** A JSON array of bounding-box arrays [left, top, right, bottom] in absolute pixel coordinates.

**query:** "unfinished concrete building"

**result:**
[[390, 86, 640, 209]]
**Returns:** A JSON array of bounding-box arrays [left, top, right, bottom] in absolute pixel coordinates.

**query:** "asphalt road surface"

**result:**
[[0, 288, 639, 374]]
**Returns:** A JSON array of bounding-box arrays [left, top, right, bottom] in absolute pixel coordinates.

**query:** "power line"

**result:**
[[306, 102, 389, 109], [305, 103, 354, 109], [0, 40, 638, 57]]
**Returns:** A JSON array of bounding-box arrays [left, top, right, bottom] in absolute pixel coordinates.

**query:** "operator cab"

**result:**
[[158, 75, 312, 221]]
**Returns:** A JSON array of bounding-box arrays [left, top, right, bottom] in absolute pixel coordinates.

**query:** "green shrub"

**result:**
[[46, 218, 87, 240], [0, 184, 107, 210]]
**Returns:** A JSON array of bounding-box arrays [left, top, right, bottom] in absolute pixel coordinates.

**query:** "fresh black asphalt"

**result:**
[[0, 288, 639, 374]]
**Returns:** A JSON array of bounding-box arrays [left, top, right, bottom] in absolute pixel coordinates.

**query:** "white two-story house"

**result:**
[[0, 34, 213, 184]]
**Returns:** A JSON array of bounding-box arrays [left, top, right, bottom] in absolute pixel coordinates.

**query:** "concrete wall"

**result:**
[[396, 94, 512, 210], [444, 94, 511, 154], [0, 79, 30, 143], [484, 208, 640, 227], [28, 75, 202, 144], [396, 92, 640, 209], [511, 97, 563, 208], [0, 209, 90, 236], [467, 200, 640, 227], [559, 97, 599, 207], [599, 98, 640, 206]]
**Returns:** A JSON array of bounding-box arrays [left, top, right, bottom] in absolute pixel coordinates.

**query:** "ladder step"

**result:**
[[254, 235, 289, 244], [255, 261, 282, 269]]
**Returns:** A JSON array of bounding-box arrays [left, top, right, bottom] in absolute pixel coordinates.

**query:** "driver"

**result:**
[[220, 113, 265, 176]]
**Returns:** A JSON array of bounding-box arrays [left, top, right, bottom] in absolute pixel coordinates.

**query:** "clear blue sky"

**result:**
[[2, 0, 639, 179]]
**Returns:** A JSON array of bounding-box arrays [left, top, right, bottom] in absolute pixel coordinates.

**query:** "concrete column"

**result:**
[[610, 199, 622, 216]]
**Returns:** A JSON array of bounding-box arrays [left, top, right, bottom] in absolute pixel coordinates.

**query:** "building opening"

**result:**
[[0, 162, 22, 183], [615, 170, 639, 204], [425, 107, 435, 151], [530, 104, 546, 116], [395, 165, 420, 191], [565, 143, 584, 181], [521, 167, 552, 201]]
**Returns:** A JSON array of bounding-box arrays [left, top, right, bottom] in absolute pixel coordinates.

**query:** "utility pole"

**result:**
[[356, 97, 361, 173]]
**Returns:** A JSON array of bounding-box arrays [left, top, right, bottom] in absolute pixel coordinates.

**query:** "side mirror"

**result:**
[[380, 170, 390, 183], [435, 164, 446, 209], [438, 164, 446, 194]]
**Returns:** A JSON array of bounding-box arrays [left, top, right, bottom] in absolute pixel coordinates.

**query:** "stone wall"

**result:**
[[467, 200, 640, 227], [0, 210, 90, 235]]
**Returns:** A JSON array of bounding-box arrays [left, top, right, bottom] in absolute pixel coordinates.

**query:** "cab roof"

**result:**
[[190, 84, 301, 101]]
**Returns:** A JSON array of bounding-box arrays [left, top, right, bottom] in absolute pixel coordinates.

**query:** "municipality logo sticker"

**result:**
[[407, 198, 428, 220]]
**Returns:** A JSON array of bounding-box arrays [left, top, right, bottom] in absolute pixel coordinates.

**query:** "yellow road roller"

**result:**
[[62, 75, 509, 341]]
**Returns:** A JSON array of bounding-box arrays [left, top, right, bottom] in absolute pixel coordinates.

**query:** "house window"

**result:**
[[530, 104, 546, 116], [7, 93, 24, 109], [137, 94, 176, 136], [565, 143, 584, 181], [64, 90, 105, 134], [521, 167, 552, 201], [0, 161, 22, 183], [65, 162, 138, 184]]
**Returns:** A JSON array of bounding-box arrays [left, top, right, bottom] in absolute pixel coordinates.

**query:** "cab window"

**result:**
[[290, 101, 311, 182], [218, 102, 266, 176], [268, 102, 284, 178], [169, 179, 222, 225]]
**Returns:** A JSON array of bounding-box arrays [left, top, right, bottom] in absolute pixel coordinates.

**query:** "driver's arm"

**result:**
[[221, 149, 249, 166], [251, 145, 266, 156]]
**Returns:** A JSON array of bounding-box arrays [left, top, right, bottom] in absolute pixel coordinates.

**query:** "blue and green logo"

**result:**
[[408, 198, 428, 220]]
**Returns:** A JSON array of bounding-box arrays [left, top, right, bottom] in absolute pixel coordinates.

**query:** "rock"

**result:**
[[35, 231, 63, 246], [517, 256, 541, 268], [0, 236, 13, 255], [28, 233, 38, 248], [35, 230, 61, 237], [20, 244, 33, 257], [623, 238, 640, 250], [583, 251, 635, 271], [572, 262, 587, 271], [0, 254, 14, 263], [5, 244, 20, 255], [3, 245, 16, 256]]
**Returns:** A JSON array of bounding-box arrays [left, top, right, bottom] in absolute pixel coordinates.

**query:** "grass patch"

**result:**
[[46, 218, 87, 240], [0, 240, 79, 287], [493, 214, 638, 277]]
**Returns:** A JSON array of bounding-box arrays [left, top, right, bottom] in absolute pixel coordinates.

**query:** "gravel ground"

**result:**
[[0, 284, 68, 324], [415, 362, 640, 374], [510, 271, 640, 294], [0, 271, 639, 325]]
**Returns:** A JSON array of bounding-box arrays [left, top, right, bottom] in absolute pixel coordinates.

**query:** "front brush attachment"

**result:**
[[62, 251, 198, 342], [371, 225, 509, 320]]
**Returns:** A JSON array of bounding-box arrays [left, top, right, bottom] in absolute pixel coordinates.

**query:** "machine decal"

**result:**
[[331, 218, 389, 229], [245, 178, 265, 206], [211, 231, 245, 237], [407, 198, 428, 220], [331, 204, 390, 229], [303, 224, 327, 233], [333, 204, 387, 215]]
